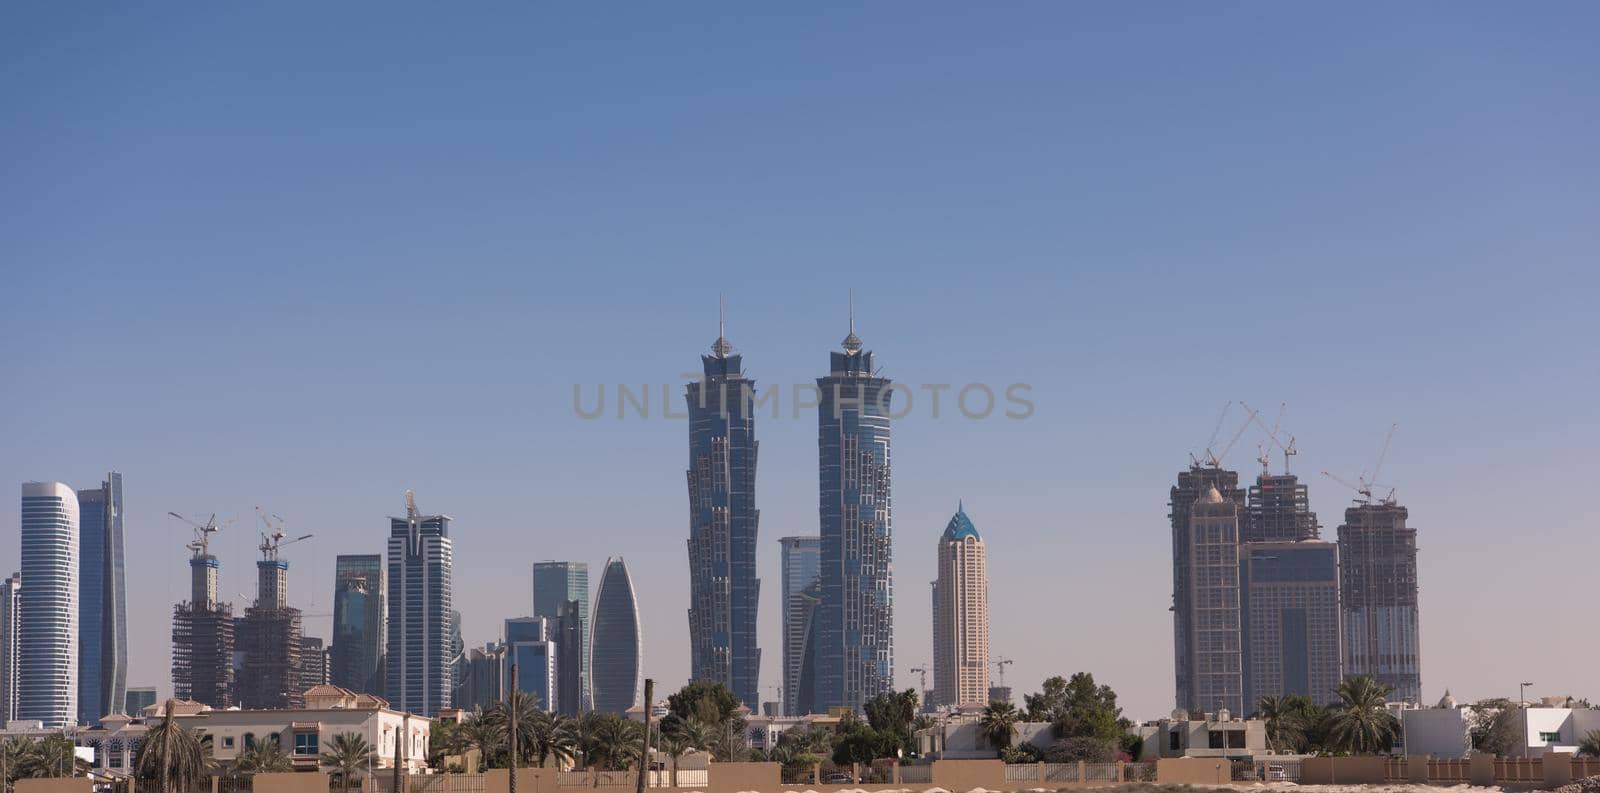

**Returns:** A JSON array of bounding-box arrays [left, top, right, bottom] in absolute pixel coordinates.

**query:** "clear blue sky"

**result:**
[[3, 3, 1597, 719]]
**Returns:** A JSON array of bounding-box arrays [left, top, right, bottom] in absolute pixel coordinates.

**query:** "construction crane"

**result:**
[[255, 506, 313, 561], [1319, 423, 1400, 505], [992, 657, 1014, 689], [1243, 401, 1297, 475], [909, 665, 930, 694], [169, 512, 229, 557], [1198, 403, 1259, 468]]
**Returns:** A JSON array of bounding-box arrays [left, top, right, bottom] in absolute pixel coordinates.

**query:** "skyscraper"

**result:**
[[0, 573, 21, 723], [931, 503, 989, 710], [778, 536, 820, 716], [171, 515, 234, 708], [1244, 472, 1320, 543], [589, 557, 641, 714], [332, 554, 386, 696], [1240, 541, 1342, 707], [75, 472, 127, 725], [236, 531, 306, 709], [1338, 501, 1422, 704], [814, 313, 895, 713], [299, 636, 330, 690], [532, 561, 588, 711], [1170, 464, 1245, 713], [1185, 486, 1244, 716], [551, 599, 586, 716], [685, 313, 762, 708], [505, 617, 558, 712], [20, 482, 79, 728], [387, 490, 453, 716]]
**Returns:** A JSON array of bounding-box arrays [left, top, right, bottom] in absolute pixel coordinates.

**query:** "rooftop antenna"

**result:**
[[712, 293, 732, 357], [842, 289, 863, 353], [405, 489, 419, 520]]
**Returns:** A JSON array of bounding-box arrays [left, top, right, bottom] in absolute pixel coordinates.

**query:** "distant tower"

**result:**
[[931, 502, 989, 710], [1170, 464, 1245, 712], [1245, 472, 1320, 543], [171, 513, 234, 708], [550, 599, 587, 716], [1338, 502, 1422, 704], [504, 617, 558, 712], [331, 554, 386, 696], [589, 557, 641, 714], [1185, 486, 1244, 716], [0, 573, 21, 722], [20, 482, 79, 728], [76, 471, 127, 725], [1240, 541, 1342, 708], [533, 562, 589, 711], [814, 303, 895, 713], [685, 302, 762, 708], [778, 536, 821, 716], [236, 519, 307, 709], [387, 490, 454, 716]]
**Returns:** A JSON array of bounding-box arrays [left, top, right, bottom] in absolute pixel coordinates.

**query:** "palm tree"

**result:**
[[980, 701, 1020, 752], [581, 713, 643, 771], [17, 735, 87, 779], [660, 714, 711, 786], [135, 700, 211, 793], [1578, 730, 1600, 759], [0, 737, 32, 789], [1255, 695, 1306, 753], [459, 710, 503, 771], [525, 711, 578, 769], [321, 732, 376, 793], [1323, 676, 1400, 755], [233, 739, 293, 777]]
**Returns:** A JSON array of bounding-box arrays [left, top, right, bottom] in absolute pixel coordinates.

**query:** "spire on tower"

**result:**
[[712, 293, 733, 357], [842, 289, 863, 353]]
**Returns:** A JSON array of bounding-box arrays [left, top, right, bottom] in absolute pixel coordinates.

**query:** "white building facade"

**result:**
[[20, 482, 79, 728]]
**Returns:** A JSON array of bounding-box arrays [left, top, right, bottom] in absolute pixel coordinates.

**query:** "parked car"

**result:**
[[823, 773, 854, 784]]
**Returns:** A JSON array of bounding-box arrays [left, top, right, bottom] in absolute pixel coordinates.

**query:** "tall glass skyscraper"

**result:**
[[76, 472, 127, 725], [685, 317, 761, 708], [504, 617, 558, 712], [778, 536, 820, 715], [532, 561, 588, 711], [332, 554, 386, 696], [386, 491, 453, 716], [589, 557, 641, 714], [814, 317, 895, 713], [0, 573, 21, 723], [20, 482, 79, 728]]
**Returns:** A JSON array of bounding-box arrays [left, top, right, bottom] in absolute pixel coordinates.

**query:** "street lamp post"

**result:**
[[1520, 682, 1533, 707]]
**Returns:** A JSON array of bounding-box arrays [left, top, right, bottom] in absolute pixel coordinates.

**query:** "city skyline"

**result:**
[[5, 2, 1598, 720]]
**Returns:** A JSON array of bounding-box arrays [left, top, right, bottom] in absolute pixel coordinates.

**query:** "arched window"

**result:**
[[244, 732, 256, 749]]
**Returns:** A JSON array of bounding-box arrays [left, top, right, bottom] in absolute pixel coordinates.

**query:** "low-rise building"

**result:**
[[915, 716, 1054, 759], [1138, 711, 1270, 761], [1509, 707, 1600, 758], [1399, 692, 1470, 757]]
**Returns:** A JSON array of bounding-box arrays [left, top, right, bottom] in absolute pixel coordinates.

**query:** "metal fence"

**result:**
[[1124, 762, 1157, 783], [899, 764, 933, 784]]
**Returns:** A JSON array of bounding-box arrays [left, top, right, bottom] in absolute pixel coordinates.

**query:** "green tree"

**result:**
[[1025, 676, 1070, 722], [1323, 676, 1400, 755], [831, 715, 895, 766], [1575, 730, 1600, 759], [18, 735, 88, 779], [1255, 695, 1305, 753], [862, 689, 920, 756], [1044, 735, 1116, 764], [1468, 699, 1521, 756], [459, 710, 504, 771], [135, 701, 212, 793], [524, 711, 577, 768], [321, 733, 375, 793], [979, 701, 1020, 752], [233, 739, 293, 777], [0, 737, 32, 789], [666, 682, 748, 761], [578, 712, 643, 770]]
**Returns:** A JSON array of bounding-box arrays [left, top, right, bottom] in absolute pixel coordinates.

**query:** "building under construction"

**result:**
[[1338, 501, 1422, 704], [1245, 473, 1321, 543], [1169, 463, 1245, 713], [171, 515, 235, 708], [235, 519, 312, 709]]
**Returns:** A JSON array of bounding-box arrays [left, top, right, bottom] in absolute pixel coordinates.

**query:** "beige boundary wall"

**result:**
[[13, 780, 94, 793]]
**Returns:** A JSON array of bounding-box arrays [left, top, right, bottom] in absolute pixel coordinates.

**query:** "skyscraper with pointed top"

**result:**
[[932, 501, 988, 710], [813, 303, 895, 713], [386, 490, 453, 716], [685, 301, 762, 707]]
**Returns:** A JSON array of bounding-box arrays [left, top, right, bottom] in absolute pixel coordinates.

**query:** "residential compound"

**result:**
[[1171, 453, 1424, 714], [684, 315, 762, 709], [931, 503, 989, 710]]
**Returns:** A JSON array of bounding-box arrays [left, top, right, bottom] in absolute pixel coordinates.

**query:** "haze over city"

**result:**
[[4, 1, 1598, 724]]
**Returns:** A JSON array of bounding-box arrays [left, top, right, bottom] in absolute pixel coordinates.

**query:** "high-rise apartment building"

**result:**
[[332, 554, 386, 696], [931, 503, 989, 710], [1240, 541, 1341, 707], [1338, 502, 1422, 704], [0, 573, 20, 722], [814, 316, 894, 713], [1185, 486, 1244, 716], [1170, 464, 1245, 713], [505, 617, 558, 712], [172, 515, 234, 708], [532, 561, 588, 711], [76, 472, 127, 725], [455, 642, 505, 712], [685, 315, 762, 708], [20, 482, 79, 728], [300, 636, 330, 690], [778, 536, 820, 715], [387, 491, 454, 716], [589, 557, 641, 714]]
